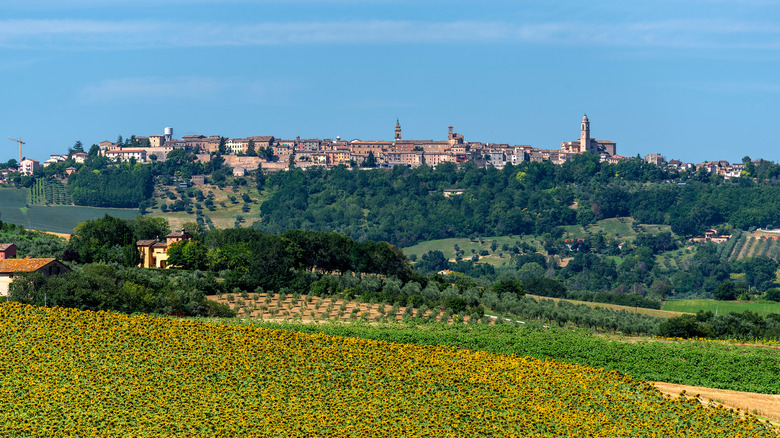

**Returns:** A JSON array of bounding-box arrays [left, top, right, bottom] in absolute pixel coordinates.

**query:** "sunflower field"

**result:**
[[0, 302, 775, 437]]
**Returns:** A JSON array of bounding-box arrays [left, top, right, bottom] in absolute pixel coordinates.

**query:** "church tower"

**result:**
[[579, 114, 590, 153], [395, 119, 402, 141]]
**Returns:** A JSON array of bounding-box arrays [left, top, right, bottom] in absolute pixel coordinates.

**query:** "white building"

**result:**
[[20, 159, 40, 175], [105, 149, 147, 163]]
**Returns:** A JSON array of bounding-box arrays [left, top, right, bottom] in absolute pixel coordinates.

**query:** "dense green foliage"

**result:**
[[658, 310, 780, 340], [8, 148, 231, 209], [0, 158, 18, 170], [67, 215, 170, 264], [0, 221, 66, 258], [482, 295, 661, 335], [21, 214, 664, 334], [9, 264, 233, 317], [167, 228, 416, 292], [255, 156, 780, 246], [417, 228, 780, 305], [253, 321, 780, 394], [69, 162, 154, 208]]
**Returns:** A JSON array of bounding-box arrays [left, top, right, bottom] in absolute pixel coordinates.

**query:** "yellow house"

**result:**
[[136, 230, 193, 269]]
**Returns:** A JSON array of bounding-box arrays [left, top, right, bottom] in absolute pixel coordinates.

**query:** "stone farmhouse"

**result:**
[[691, 229, 732, 244], [0, 243, 17, 260], [0, 257, 71, 297]]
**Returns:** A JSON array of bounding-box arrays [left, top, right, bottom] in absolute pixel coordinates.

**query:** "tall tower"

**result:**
[[579, 114, 590, 153], [395, 119, 402, 141]]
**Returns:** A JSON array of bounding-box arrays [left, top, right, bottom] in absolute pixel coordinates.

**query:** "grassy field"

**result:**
[[0, 188, 138, 234], [526, 294, 689, 319], [403, 218, 674, 267], [663, 299, 780, 316], [146, 182, 265, 231], [584, 217, 672, 240], [402, 235, 528, 267]]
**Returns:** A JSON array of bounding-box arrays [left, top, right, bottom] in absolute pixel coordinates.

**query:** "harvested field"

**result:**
[[654, 381, 780, 425]]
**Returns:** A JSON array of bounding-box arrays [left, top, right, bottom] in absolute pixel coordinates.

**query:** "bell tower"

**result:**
[[579, 114, 590, 153], [394, 119, 402, 141]]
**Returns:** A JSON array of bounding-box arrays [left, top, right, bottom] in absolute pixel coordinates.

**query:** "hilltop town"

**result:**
[[0, 116, 751, 180]]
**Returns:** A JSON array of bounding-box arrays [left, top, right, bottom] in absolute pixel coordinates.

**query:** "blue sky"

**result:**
[[2, 0, 780, 164]]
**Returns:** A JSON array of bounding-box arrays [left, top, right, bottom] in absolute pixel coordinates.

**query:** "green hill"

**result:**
[[0, 188, 138, 234]]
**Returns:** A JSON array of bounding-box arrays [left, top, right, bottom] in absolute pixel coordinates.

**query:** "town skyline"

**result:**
[[0, 114, 764, 176], [3, 1, 780, 163], [5, 115, 749, 183]]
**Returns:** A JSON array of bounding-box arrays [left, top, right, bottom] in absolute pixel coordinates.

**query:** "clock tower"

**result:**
[[579, 114, 590, 153]]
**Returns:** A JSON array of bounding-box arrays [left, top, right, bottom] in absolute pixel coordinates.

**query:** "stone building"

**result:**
[[560, 115, 617, 156], [136, 230, 193, 269], [0, 258, 70, 296]]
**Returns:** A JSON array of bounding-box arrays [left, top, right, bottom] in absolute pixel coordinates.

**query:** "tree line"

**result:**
[[255, 154, 780, 247]]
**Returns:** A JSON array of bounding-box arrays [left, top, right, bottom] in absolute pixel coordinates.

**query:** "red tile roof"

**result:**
[[0, 258, 58, 274], [165, 231, 192, 238]]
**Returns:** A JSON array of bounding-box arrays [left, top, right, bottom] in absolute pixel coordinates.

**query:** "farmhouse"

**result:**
[[0, 243, 16, 260], [0, 258, 71, 297], [137, 230, 193, 269], [691, 228, 732, 244]]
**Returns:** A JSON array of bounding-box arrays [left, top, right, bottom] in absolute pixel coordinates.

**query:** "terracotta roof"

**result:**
[[0, 243, 15, 251], [165, 231, 192, 238], [152, 242, 168, 249], [248, 136, 274, 142], [136, 240, 157, 247], [0, 258, 58, 274]]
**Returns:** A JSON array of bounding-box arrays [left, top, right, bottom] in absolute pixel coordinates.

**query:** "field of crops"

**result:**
[[258, 322, 780, 395], [722, 231, 780, 261], [0, 303, 774, 437], [0, 188, 138, 234], [27, 179, 72, 206], [663, 299, 780, 317]]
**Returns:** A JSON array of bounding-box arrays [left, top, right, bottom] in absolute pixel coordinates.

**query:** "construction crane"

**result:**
[[7, 137, 24, 164]]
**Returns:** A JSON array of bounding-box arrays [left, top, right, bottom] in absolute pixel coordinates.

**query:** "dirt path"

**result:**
[[652, 381, 780, 424], [26, 229, 70, 239]]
